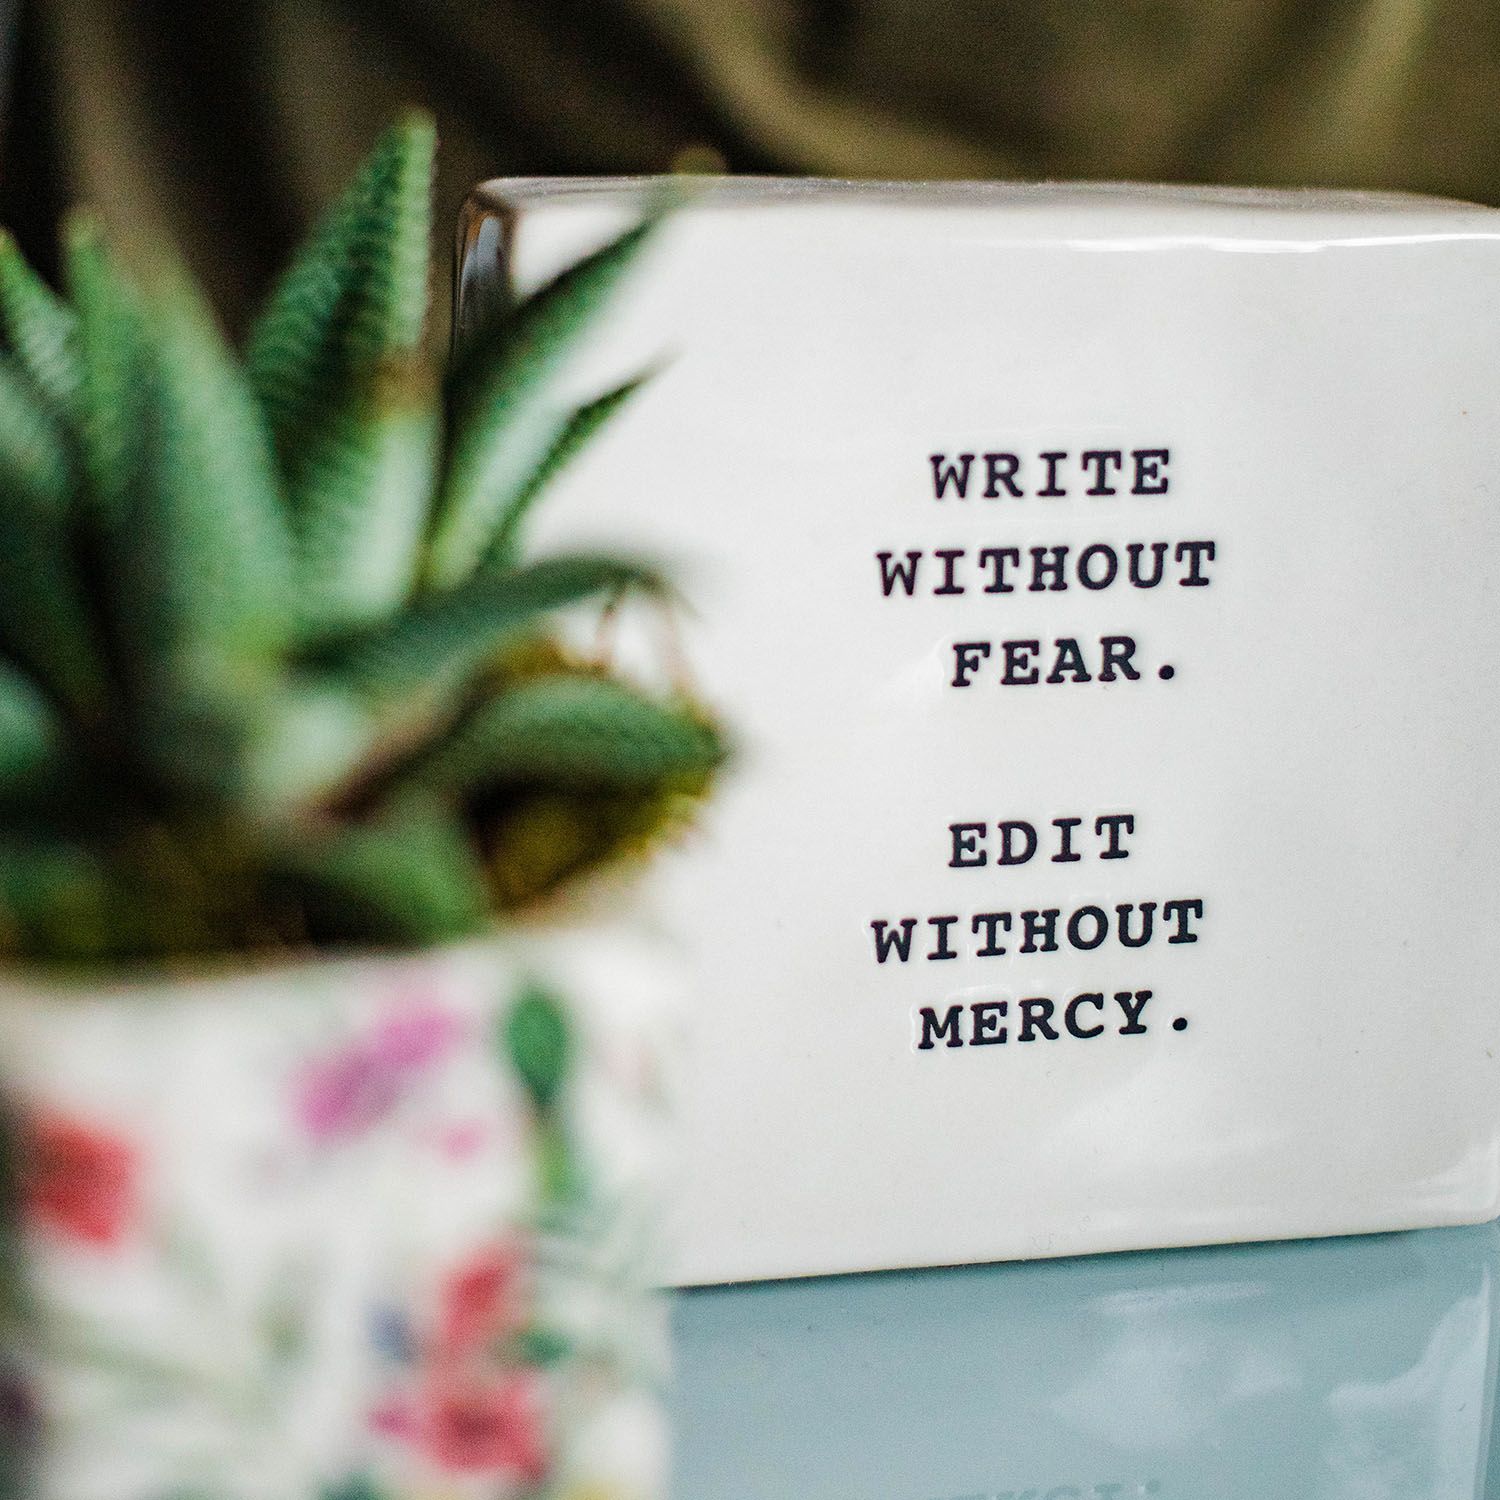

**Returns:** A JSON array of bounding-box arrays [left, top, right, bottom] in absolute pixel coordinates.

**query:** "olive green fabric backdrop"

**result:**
[[4, 0, 1499, 329]]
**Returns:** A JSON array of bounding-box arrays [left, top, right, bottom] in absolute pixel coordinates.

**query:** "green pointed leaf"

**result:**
[[64, 216, 150, 523], [0, 358, 69, 499], [424, 217, 658, 590], [0, 837, 139, 963], [0, 360, 104, 715], [242, 681, 378, 813], [0, 229, 80, 417], [271, 801, 490, 947], [131, 276, 294, 653], [0, 659, 95, 836], [416, 673, 723, 795], [12, 835, 246, 962], [287, 361, 438, 638], [76, 274, 295, 801], [0, 659, 62, 795], [504, 982, 572, 1114], [246, 113, 435, 631], [331, 553, 662, 708], [481, 372, 650, 573], [247, 111, 434, 448]]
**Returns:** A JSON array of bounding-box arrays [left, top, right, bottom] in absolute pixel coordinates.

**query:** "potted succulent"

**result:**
[[0, 113, 721, 1499]]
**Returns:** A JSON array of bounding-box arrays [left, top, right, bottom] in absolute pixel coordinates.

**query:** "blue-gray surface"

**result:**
[[671, 1223, 1500, 1499]]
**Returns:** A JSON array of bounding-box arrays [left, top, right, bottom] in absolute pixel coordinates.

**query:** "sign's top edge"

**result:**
[[466, 175, 1500, 240]]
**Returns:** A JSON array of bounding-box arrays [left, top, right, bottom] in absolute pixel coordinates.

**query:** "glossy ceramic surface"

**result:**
[[672, 1222, 1500, 1499], [460, 180, 1500, 1284]]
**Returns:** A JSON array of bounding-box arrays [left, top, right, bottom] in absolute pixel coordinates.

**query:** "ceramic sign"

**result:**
[[457, 180, 1500, 1285]]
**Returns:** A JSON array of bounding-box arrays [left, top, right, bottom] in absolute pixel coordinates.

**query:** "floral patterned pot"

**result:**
[[0, 915, 678, 1500]]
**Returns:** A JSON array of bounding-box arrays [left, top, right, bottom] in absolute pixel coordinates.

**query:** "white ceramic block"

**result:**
[[458, 179, 1500, 1285]]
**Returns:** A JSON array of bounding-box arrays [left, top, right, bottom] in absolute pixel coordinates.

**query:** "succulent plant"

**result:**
[[0, 112, 722, 963]]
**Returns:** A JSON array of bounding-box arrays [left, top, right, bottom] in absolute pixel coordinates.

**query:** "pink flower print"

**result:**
[[366, 1006, 462, 1070], [21, 1110, 138, 1249], [429, 1120, 487, 1161], [422, 1371, 547, 1480], [295, 1050, 400, 1142], [436, 1242, 524, 1358], [294, 1003, 463, 1143], [368, 1394, 421, 1442]]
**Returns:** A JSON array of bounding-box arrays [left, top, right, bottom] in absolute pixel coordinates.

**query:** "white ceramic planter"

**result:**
[[0, 916, 677, 1500], [458, 179, 1500, 1284]]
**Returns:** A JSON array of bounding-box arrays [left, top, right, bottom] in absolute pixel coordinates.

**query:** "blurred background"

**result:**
[[3, 0, 1499, 337]]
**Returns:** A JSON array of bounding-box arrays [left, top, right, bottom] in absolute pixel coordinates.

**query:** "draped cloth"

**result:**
[[4, 0, 1498, 331]]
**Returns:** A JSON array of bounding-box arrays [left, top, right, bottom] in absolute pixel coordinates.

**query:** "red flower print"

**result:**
[[423, 1371, 547, 1480], [436, 1242, 523, 1357], [20, 1110, 138, 1248]]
